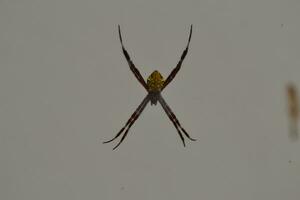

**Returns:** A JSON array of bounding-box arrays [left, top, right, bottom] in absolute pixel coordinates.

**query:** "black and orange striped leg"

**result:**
[[103, 94, 150, 150], [161, 102, 186, 146], [161, 25, 193, 91], [159, 94, 196, 146], [118, 25, 149, 91]]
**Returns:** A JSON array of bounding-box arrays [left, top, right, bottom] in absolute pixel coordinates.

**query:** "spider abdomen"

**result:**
[[147, 70, 165, 92]]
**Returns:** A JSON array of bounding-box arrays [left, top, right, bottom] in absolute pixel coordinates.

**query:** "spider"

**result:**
[[103, 25, 196, 149], [286, 83, 299, 140]]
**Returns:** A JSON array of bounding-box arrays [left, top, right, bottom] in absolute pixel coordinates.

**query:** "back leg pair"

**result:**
[[103, 95, 150, 150], [158, 94, 196, 146]]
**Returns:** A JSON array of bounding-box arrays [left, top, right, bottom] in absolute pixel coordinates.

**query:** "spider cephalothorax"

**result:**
[[103, 25, 196, 149]]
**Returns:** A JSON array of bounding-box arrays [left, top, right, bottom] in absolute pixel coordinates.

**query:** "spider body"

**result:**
[[286, 83, 299, 140], [147, 70, 165, 92], [148, 91, 160, 105], [147, 70, 165, 105], [103, 25, 196, 149]]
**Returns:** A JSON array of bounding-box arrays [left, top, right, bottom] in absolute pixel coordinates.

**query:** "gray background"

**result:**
[[1, 0, 300, 199]]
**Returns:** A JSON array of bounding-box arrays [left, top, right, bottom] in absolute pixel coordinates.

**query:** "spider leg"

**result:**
[[159, 94, 196, 142], [103, 94, 150, 149], [118, 25, 149, 91], [161, 25, 192, 91], [112, 96, 149, 150], [158, 95, 186, 146]]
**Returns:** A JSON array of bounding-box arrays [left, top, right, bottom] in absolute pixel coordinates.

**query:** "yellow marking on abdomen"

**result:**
[[147, 70, 165, 92]]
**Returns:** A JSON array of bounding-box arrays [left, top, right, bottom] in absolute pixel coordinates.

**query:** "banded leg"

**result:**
[[160, 99, 186, 146], [103, 94, 150, 149], [112, 99, 149, 150], [161, 25, 193, 91], [159, 94, 196, 144], [118, 25, 148, 91]]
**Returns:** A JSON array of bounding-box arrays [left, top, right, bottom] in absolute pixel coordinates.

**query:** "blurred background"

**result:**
[[0, 0, 299, 199]]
